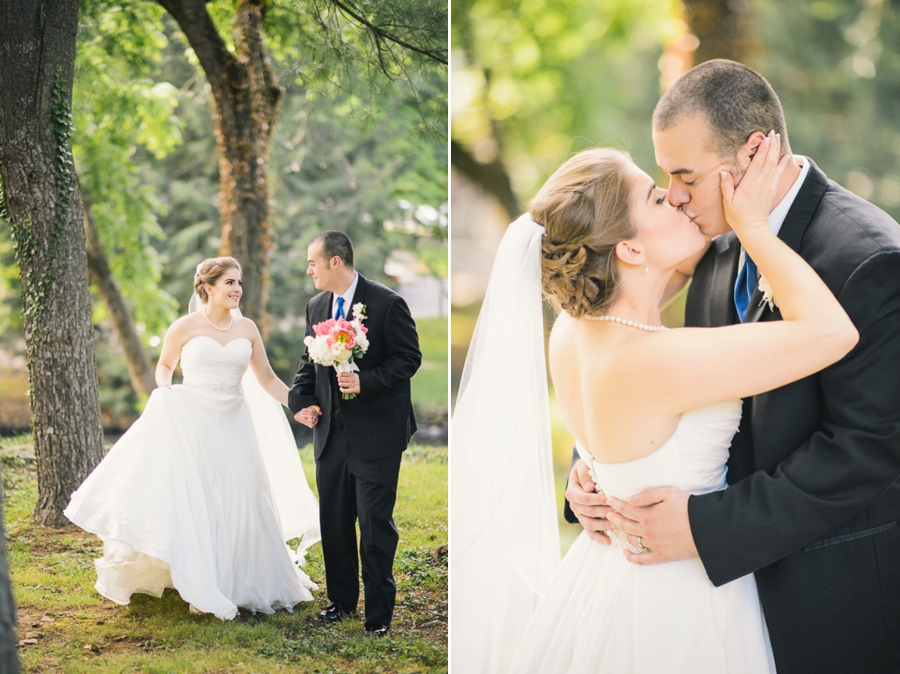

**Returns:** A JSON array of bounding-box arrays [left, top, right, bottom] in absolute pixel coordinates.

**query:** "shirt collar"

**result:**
[[332, 272, 359, 316], [767, 156, 809, 237]]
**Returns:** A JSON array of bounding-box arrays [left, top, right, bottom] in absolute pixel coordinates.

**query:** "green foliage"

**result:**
[[74, 4, 181, 339], [453, 0, 681, 197], [1, 1, 447, 429], [277, 0, 448, 141], [755, 0, 900, 223]]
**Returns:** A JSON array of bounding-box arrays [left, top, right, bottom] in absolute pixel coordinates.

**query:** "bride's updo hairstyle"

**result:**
[[194, 256, 242, 303], [531, 148, 636, 319]]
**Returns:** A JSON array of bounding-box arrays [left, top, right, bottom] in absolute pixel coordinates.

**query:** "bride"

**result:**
[[450, 133, 857, 671], [65, 256, 320, 620]]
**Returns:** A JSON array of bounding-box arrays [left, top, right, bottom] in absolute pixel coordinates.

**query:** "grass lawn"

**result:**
[[410, 318, 448, 425], [2, 436, 447, 673]]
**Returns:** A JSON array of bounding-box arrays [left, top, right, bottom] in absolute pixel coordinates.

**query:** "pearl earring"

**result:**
[[642, 263, 649, 273]]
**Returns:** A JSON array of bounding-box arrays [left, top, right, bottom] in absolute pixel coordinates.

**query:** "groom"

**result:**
[[289, 230, 421, 637], [566, 60, 900, 673]]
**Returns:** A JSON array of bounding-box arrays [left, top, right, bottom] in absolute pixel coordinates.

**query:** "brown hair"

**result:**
[[531, 148, 636, 319], [653, 59, 791, 160], [311, 230, 354, 269], [194, 256, 242, 303]]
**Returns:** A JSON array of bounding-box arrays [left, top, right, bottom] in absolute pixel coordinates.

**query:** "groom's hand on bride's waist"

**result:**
[[566, 460, 616, 545], [606, 487, 697, 565]]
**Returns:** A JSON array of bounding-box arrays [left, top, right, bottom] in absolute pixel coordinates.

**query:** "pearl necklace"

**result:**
[[584, 314, 669, 332], [203, 307, 233, 332]]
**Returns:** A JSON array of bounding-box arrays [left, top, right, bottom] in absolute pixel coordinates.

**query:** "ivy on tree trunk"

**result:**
[[0, 0, 106, 527], [157, 0, 282, 330]]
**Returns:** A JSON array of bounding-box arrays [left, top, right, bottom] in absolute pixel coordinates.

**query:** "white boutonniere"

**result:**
[[758, 276, 778, 312], [352, 302, 367, 320]]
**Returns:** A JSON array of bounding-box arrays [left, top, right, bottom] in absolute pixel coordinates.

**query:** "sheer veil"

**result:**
[[450, 214, 560, 672], [188, 281, 320, 560]]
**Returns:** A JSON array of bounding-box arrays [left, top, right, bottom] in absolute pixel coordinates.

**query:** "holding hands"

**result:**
[[295, 405, 322, 428]]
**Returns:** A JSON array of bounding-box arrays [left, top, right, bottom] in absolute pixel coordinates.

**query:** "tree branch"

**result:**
[[328, 0, 448, 64], [156, 0, 235, 93], [450, 139, 521, 221]]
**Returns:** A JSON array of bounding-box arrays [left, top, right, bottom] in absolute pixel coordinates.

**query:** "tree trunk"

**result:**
[[682, 0, 756, 66], [157, 0, 282, 330], [83, 191, 156, 398], [0, 480, 20, 674], [0, 0, 106, 527]]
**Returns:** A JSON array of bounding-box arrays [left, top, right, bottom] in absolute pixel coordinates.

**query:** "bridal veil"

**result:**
[[450, 214, 560, 672]]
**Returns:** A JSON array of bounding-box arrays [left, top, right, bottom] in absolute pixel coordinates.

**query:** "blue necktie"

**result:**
[[335, 296, 345, 320], [733, 252, 758, 323]]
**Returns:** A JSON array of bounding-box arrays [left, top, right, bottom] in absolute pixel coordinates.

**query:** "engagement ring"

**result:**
[[624, 536, 650, 554]]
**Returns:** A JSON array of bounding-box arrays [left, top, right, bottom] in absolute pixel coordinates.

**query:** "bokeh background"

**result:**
[[450, 0, 900, 551]]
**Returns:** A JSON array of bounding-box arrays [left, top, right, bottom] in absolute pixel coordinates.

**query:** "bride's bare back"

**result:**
[[549, 313, 680, 464]]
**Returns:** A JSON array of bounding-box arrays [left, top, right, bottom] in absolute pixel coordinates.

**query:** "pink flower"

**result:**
[[306, 311, 369, 371], [313, 318, 337, 336], [326, 327, 355, 349]]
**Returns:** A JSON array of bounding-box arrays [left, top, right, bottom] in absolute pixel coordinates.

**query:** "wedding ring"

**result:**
[[623, 536, 649, 554]]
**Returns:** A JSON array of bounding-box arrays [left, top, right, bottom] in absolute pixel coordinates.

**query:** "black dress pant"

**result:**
[[316, 410, 402, 625]]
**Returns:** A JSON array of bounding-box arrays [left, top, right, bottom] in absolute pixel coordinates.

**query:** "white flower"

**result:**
[[355, 328, 369, 352], [758, 276, 778, 312], [352, 303, 367, 320]]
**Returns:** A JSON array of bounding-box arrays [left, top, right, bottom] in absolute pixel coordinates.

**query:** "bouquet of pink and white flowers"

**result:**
[[304, 303, 369, 399]]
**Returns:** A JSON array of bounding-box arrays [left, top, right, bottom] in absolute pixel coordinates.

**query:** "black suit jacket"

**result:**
[[686, 159, 900, 672], [288, 274, 421, 461]]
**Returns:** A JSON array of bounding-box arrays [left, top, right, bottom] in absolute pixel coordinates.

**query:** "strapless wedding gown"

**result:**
[[509, 400, 776, 673], [64, 336, 320, 620]]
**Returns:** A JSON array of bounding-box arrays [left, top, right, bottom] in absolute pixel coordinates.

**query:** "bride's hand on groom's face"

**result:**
[[567, 461, 616, 545], [720, 130, 789, 234], [606, 487, 697, 565]]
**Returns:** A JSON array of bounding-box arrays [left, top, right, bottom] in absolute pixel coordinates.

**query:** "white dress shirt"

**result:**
[[331, 272, 360, 319]]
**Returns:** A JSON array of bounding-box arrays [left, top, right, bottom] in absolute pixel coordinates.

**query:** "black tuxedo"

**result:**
[[685, 159, 900, 673], [289, 274, 421, 625]]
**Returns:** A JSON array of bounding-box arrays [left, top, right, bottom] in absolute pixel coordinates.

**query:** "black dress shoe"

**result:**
[[364, 622, 389, 637], [318, 603, 351, 623]]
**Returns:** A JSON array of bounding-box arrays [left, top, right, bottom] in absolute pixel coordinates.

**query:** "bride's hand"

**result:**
[[720, 130, 789, 235], [566, 460, 616, 545]]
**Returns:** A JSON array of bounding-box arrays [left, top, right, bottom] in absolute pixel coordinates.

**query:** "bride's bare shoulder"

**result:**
[[236, 316, 260, 334], [166, 314, 200, 338]]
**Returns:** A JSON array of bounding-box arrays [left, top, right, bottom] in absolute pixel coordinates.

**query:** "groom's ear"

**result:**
[[738, 131, 769, 169]]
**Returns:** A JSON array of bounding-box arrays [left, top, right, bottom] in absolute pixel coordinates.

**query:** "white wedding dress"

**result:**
[[508, 399, 776, 673], [64, 335, 320, 620], [450, 216, 775, 673]]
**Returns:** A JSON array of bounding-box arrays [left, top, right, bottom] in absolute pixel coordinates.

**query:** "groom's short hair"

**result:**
[[313, 230, 355, 269], [653, 59, 791, 160]]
